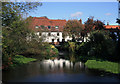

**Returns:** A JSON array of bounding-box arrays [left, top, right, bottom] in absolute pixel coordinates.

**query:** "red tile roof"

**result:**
[[104, 25, 120, 29], [29, 17, 67, 32], [28, 16, 120, 32]]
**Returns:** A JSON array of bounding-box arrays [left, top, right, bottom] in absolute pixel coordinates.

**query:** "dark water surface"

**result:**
[[2, 59, 120, 82]]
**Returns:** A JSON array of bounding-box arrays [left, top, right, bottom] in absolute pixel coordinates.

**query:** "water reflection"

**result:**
[[2, 59, 120, 82], [41, 59, 85, 70]]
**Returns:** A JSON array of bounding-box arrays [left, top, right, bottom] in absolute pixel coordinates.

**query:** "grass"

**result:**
[[13, 55, 37, 64], [85, 60, 120, 74]]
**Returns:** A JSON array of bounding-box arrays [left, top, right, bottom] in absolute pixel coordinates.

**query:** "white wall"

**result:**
[[35, 32, 90, 43], [35, 32, 63, 42]]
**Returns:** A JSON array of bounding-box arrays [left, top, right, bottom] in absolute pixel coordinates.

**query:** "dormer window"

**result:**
[[48, 26, 51, 29], [35, 26, 39, 29], [55, 26, 59, 29]]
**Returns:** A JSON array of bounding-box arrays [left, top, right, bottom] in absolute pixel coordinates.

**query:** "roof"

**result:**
[[104, 25, 120, 29], [28, 17, 67, 32]]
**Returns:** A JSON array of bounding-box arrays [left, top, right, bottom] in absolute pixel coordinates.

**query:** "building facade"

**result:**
[[29, 16, 120, 44], [29, 16, 72, 44]]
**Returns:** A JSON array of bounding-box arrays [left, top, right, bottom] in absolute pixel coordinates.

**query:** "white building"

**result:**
[[28, 16, 90, 43], [28, 16, 73, 44]]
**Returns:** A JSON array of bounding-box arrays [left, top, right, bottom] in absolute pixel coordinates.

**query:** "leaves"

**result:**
[[2, 2, 42, 26], [63, 20, 84, 41]]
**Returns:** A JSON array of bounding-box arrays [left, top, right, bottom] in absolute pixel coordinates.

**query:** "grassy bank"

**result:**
[[8, 55, 37, 69], [85, 60, 120, 74], [13, 55, 37, 64]]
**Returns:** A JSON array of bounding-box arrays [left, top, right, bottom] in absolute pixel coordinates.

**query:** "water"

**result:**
[[2, 59, 120, 82]]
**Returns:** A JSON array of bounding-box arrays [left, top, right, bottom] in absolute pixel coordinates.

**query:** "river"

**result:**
[[2, 58, 120, 82]]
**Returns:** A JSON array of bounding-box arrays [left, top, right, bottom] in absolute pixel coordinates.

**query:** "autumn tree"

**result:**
[[84, 16, 105, 32], [94, 20, 105, 30], [63, 19, 84, 42], [84, 16, 94, 32]]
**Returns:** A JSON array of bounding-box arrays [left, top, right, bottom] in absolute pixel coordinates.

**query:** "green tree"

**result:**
[[116, 18, 120, 60], [88, 30, 115, 61], [2, 2, 42, 68], [2, 2, 42, 27]]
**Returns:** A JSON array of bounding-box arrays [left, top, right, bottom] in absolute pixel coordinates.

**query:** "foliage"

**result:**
[[84, 16, 105, 32], [2, 2, 42, 69], [13, 55, 37, 64], [116, 18, 120, 24], [94, 20, 105, 30], [45, 45, 59, 59], [84, 16, 94, 32], [88, 30, 115, 59], [75, 30, 116, 61], [85, 60, 119, 74], [2, 20, 33, 67], [2, 2, 42, 26], [68, 42, 76, 52], [63, 20, 84, 41]]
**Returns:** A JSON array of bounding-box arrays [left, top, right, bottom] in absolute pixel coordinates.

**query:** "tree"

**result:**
[[2, 2, 42, 27], [2, 2, 42, 68], [84, 17, 105, 32], [116, 18, 120, 24], [63, 19, 84, 42], [116, 18, 120, 60], [84, 16, 94, 32], [88, 30, 116, 61], [94, 20, 105, 30]]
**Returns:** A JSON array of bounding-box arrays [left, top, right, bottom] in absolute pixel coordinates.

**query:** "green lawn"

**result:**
[[13, 55, 37, 64], [85, 60, 120, 74]]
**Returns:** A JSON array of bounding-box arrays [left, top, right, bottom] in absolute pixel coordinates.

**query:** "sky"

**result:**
[[7, 0, 118, 2], [27, 2, 118, 25]]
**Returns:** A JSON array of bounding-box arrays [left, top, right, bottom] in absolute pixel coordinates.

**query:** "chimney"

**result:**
[[107, 22, 109, 25], [79, 19, 82, 24]]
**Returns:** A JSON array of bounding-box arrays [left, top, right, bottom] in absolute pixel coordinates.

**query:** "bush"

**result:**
[[45, 45, 59, 59], [76, 30, 116, 61]]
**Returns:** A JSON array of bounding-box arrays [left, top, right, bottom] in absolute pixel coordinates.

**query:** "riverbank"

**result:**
[[85, 60, 120, 74], [2, 55, 37, 70]]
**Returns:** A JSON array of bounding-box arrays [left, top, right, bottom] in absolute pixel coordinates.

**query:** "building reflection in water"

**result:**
[[40, 59, 85, 71]]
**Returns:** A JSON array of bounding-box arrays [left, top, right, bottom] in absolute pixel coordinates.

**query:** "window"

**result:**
[[57, 33, 59, 36], [55, 26, 59, 29], [48, 33, 51, 36], [39, 33, 41, 36], [35, 26, 39, 29], [52, 39, 54, 42], [57, 39, 59, 42], [48, 26, 51, 29]]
